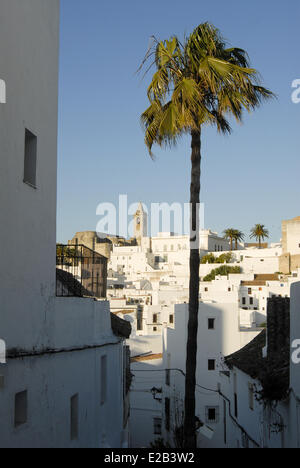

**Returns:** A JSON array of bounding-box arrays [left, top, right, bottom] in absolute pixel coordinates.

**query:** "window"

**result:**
[[24, 129, 37, 187], [166, 369, 171, 387], [249, 297, 254, 305], [154, 418, 162, 435], [205, 287, 209, 292], [70, 394, 79, 441], [165, 398, 170, 431], [208, 359, 216, 371], [153, 314, 158, 324], [248, 383, 254, 411], [15, 391, 28, 427], [248, 288, 252, 295], [101, 356, 107, 405], [208, 318, 215, 330], [242, 297, 246, 305], [169, 314, 174, 324], [206, 406, 219, 423], [153, 327, 157, 332], [137, 309, 143, 331]]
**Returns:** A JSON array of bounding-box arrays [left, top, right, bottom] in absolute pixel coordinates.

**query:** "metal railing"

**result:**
[[56, 244, 107, 298]]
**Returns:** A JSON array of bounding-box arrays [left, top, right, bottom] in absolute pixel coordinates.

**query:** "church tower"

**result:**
[[134, 202, 148, 245]]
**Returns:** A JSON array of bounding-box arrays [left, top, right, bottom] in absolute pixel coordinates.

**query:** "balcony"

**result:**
[[56, 244, 107, 298]]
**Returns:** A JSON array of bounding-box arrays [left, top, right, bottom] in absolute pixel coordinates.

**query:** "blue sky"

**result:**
[[57, 0, 300, 244]]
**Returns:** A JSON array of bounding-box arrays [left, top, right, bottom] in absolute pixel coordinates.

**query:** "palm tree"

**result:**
[[250, 224, 269, 248], [223, 228, 237, 251], [233, 229, 245, 250], [140, 23, 273, 448]]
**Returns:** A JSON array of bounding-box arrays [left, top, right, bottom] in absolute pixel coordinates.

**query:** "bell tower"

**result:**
[[134, 202, 147, 245]]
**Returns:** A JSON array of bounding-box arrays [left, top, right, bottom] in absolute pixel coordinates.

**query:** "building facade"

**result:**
[[0, 0, 129, 448]]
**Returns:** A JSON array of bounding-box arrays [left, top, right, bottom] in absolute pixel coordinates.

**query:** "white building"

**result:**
[[219, 282, 300, 448], [0, 0, 129, 448], [159, 301, 261, 448]]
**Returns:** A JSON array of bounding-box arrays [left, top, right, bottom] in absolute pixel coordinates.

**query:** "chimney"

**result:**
[[266, 297, 290, 359]]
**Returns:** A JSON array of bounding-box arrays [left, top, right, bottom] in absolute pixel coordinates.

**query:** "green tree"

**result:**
[[140, 23, 273, 448], [217, 252, 233, 264], [203, 265, 241, 281], [200, 253, 217, 264], [224, 229, 245, 250], [223, 228, 237, 251], [250, 224, 269, 248], [233, 229, 245, 250]]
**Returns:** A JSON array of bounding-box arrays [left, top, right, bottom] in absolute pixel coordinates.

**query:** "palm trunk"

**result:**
[[183, 129, 201, 449]]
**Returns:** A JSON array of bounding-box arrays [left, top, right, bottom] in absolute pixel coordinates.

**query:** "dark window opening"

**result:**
[[70, 394, 79, 441], [208, 318, 215, 330], [24, 129, 37, 188], [15, 390, 28, 428], [208, 359, 216, 371]]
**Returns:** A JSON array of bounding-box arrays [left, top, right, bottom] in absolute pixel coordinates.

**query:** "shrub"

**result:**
[[203, 265, 241, 282]]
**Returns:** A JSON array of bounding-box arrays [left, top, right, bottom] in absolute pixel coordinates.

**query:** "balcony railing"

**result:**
[[56, 244, 107, 298]]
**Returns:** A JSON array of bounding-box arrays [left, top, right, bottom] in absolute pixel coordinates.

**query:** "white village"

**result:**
[[1, 0, 300, 451]]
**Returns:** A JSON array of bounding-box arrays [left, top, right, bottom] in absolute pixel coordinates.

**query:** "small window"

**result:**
[[100, 355, 107, 405], [206, 406, 219, 423], [153, 327, 157, 332], [166, 369, 171, 387], [70, 394, 79, 441], [208, 359, 216, 371], [208, 318, 215, 330], [242, 297, 246, 305], [249, 297, 254, 305], [15, 390, 28, 427], [153, 314, 158, 324], [205, 287, 209, 292], [248, 288, 252, 295], [169, 315, 174, 324], [24, 129, 37, 188], [154, 418, 162, 435], [248, 383, 254, 411]]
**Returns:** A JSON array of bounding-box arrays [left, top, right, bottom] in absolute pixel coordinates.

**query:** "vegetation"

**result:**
[[56, 245, 79, 267], [250, 224, 269, 249], [223, 228, 245, 250], [203, 265, 241, 281], [201, 252, 233, 264], [140, 22, 273, 447]]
